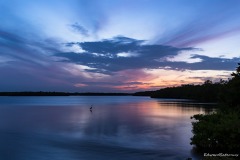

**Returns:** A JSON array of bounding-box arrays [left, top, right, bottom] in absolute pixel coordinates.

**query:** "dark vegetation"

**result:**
[[0, 91, 69, 96], [1, 63, 239, 154], [70, 92, 131, 96], [135, 63, 240, 154], [191, 63, 240, 154], [133, 80, 226, 102], [0, 92, 131, 96]]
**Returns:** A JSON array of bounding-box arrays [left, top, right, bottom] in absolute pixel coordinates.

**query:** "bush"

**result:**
[[191, 111, 240, 153], [191, 63, 240, 153]]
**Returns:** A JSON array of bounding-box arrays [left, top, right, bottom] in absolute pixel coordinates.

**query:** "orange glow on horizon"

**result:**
[[73, 68, 232, 92], [110, 69, 232, 91]]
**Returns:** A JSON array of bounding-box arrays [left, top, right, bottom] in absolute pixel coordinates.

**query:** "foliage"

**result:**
[[220, 63, 240, 109], [134, 80, 226, 102], [191, 63, 240, 153], [191, 112, 240, 153], [0, 92, 131, 96]]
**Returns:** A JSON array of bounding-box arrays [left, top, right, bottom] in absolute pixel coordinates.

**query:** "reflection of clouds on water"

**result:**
[[0, 96, 212, 160]]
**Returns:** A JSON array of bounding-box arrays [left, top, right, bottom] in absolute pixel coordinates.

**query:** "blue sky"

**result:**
[[0, 0, 240, 92]]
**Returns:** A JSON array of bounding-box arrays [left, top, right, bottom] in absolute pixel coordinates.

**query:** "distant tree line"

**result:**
[[0, 91, 131, 96], [70, 92, 131, 96], [0, 91, 69, 96], [135, 63, 240, 154], [191, 63, 240, 154], [133, 79, 227, 103]]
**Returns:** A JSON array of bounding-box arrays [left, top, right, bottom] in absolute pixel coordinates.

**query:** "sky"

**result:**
[[0, 0, 240, 92]]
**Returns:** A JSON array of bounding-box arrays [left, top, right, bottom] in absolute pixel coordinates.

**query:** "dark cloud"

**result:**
[[56, 36, 194, 73], [1, 30, 239, 92], [77, 36, 144, 54], [0, 30, 59, 64], [70, 23, 89, 36], [0, 30, 87, 92], [188, 76, 225, 83], [0, 30, 24, 43], [55, 36, 240, 74]]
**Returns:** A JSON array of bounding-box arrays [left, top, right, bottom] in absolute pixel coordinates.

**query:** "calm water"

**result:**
[[0, 96, 214, 160]]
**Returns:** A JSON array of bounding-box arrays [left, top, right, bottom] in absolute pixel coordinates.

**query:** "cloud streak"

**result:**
[[70, 23, 89, 37]]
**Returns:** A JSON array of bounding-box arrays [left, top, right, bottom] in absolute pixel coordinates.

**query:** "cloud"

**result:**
[[154, 0, 240, 48], [74, 80, 154, 92], [70, 23, 89, 37], [75, 81, 152, 87], [161, 55, 240, 71], [55, 36, 240, 74], [163, 25, 240, 48], [1, 0, 240, 92], [68, 36, 145, 54], [0, 29, 90, 91], [0, 30, 42, 64], [55, 36, 194, 73], [71, 68, 158, 92]]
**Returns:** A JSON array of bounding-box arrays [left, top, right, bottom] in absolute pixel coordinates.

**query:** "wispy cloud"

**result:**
[[70, 23, 89, 37]]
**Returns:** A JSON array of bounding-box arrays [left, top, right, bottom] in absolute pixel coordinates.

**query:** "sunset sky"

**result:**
[[1, 0, 240, 92]]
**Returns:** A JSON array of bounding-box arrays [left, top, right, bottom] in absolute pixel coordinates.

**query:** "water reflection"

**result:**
[[0, 96, 214, 160]]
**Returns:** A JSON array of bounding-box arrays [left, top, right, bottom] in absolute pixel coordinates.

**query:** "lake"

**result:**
[[0, 96, 214, 160]]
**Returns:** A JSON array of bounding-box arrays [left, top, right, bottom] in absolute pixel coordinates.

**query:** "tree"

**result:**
[[191, 63, 240, 153], [221, 63, 240, 109]]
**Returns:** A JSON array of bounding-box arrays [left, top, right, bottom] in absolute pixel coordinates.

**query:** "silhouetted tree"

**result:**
[[191, 63, 240, 153], [220, 63, 240, 109], [134, 80, 224, 102]]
